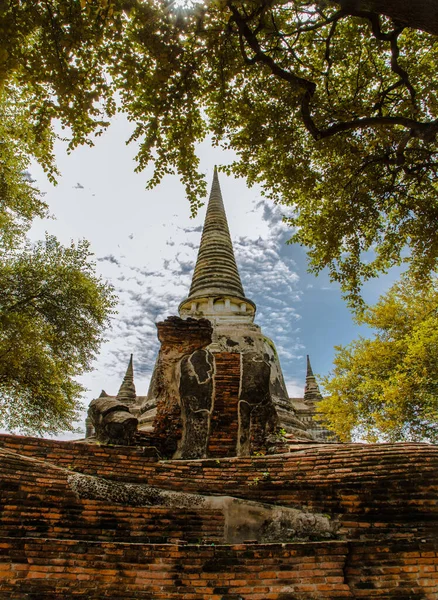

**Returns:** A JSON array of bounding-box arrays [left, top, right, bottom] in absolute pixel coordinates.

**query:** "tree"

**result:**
[[332, 1, 438, 37], [0, 56, 116, 435], [317, 275, 438, 443], [0, 236, 116, 435], [2, 0, 438, 305]]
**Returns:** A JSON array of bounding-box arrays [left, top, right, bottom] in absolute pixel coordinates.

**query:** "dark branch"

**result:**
[[319, 116, 438, 140], [285, 9, 346, 34], [332, 0, 438, 38], [227, 2, 437, 143], [389, 31, 417, 109], [227, 3, 315, 94]]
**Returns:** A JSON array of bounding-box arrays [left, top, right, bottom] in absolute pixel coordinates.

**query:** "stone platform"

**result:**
[[0, 433, 437, 598]]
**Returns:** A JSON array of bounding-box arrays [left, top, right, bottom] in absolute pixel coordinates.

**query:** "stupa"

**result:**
[[87, 169, 317, 456], [289, 355, 336, 441]]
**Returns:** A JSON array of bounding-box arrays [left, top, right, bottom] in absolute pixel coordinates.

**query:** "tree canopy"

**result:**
[[0, 236, 116, 435], [317, 274, 438, 443], [1, 0, 438, 306]]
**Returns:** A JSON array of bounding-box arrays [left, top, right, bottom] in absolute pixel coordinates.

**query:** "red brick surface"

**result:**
[[0, 447, 224, 544], [208, 353, 240, 457], [1, 434, 436, 540], [0, 434, 437, 598], [0, 538, 436, 599]]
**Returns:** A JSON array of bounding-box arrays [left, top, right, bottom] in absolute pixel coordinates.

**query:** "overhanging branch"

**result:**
[[227, 2, 437, 143]]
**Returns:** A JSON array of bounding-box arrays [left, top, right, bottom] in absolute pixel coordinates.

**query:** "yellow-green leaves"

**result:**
[[0, 236, 117, 435], [1, 0, 438, 302], [0, 1, 120, 434], [318, 275, 438, 442]]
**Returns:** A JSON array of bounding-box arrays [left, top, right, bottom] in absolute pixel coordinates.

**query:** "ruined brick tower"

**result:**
[[85, 170, 335, 455], [142, 168, 313, 458]]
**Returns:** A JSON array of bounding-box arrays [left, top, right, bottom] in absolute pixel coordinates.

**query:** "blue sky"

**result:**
[[28, 114, 401, 437]]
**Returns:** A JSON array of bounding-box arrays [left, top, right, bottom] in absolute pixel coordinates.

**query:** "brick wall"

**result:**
[[0, 448, 224, 544], [208, 353, 240, 458], [0, 434, 159, 480], [0, 538, 436, 599], [1, 435, 436, 541], [345, 540, 438, 598], [0, 434, 437, 598]]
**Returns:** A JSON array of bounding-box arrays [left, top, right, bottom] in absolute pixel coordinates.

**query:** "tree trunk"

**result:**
[[335, 0, 438, 36]]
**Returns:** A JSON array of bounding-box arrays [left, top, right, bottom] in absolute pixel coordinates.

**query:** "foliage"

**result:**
[[0, 0, 116, 155], [1, 0, 438, 305], [0, 3, 119, 434], [0, 236, 116, 435], [0, 91, 50, 250], [317, 275, 438, 442]]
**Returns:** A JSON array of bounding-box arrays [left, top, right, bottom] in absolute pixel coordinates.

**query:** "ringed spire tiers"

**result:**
[[306, 354, 314, 378], [179, 168, 255, 323], [304, 354, 323, 404], [116, 354, 136, 403]]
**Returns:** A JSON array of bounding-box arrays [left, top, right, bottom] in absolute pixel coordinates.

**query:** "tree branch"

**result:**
[[227, 3, 315, 94], [331, 0, 438, 38], [227, 2, 438, 143]]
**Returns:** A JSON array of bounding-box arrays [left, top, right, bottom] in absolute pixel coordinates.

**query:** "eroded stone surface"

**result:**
[[67, 470, 338, 543], [238, 353, 277, 455], [179, 349, 215, 459], [68, 472, 206, 509], [145, 317, 313, 458], [88, 397, 138, 446], [148, 317, 213, 457]]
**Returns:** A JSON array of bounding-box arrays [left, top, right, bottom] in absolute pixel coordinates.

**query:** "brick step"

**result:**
[[0, 537, 436, 600], [0, 435, 437, 541], [0, 448, 224, 545], [0, 502, 224, 544]]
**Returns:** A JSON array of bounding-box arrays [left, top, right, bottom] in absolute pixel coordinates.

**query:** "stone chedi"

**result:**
[[290, 355, 335, 441], [145, 169, 313, 458], [87, 169, 314, 456], [87, 356, 139, 446]]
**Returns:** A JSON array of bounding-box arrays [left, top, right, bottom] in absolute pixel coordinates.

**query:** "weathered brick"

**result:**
[[0, 433, 436, 598]]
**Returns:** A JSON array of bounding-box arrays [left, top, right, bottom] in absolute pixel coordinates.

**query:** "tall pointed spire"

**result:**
[[304, 355, 322, 404], [117, 354, 136, 403], [306, 354, 314, 377], [179, 168, 255, 322], [189, 167, 245, 299]]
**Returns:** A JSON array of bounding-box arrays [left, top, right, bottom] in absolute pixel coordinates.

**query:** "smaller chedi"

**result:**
[[86, 170, 331, 457], [290, 355, 334, 442], [86, 355, 140, 446]]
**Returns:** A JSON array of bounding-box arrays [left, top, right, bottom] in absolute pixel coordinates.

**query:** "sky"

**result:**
[[28, 113, 401, 439]]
